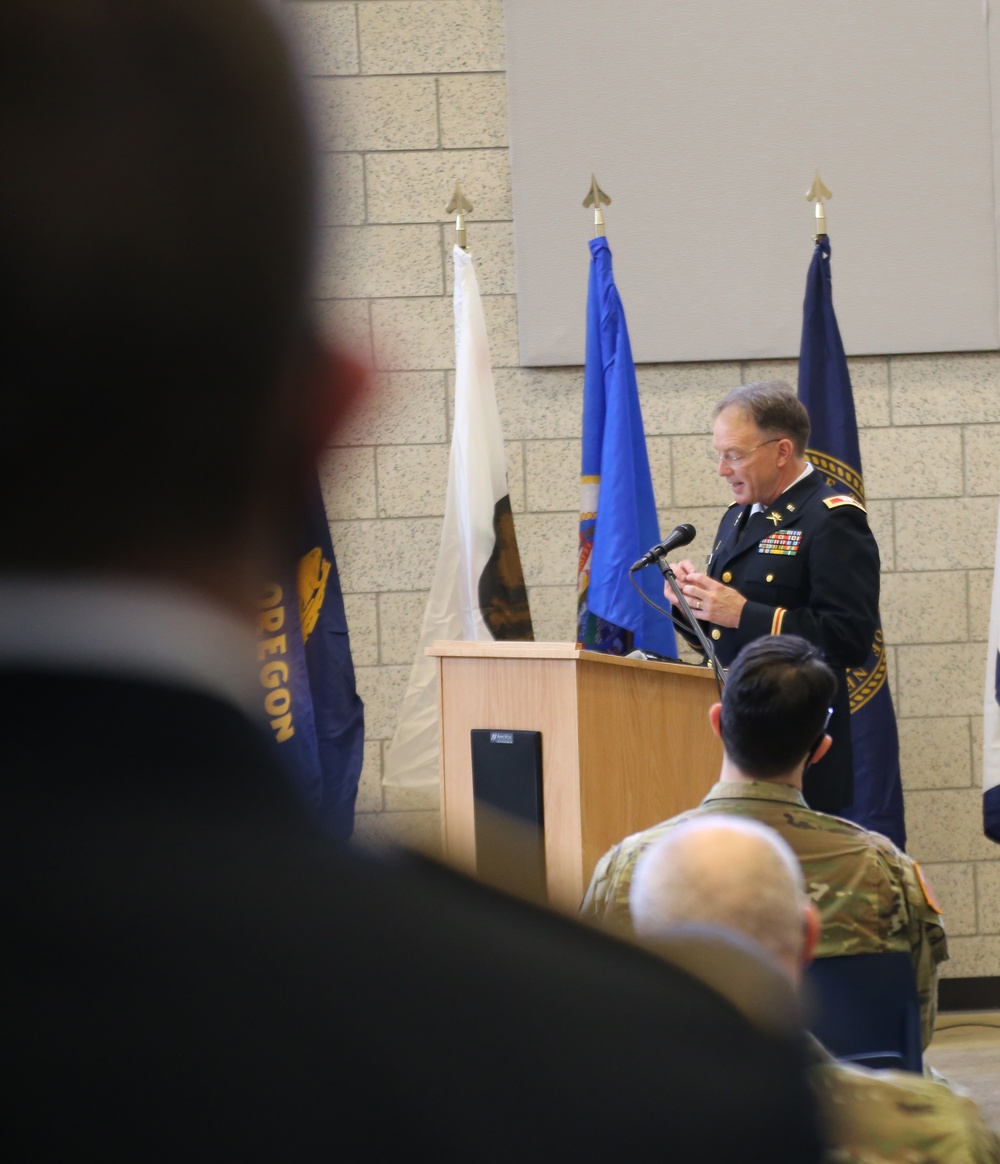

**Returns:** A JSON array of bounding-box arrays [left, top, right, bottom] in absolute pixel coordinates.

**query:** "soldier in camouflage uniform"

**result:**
[[582, 635, 948, 1048], [811, 1048, 1000, 1164], [629, 816, 999, 1164]]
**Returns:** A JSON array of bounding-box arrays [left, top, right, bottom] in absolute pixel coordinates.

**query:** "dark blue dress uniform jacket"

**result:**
[[0, 669, 825, 1163], [675, 470, 880, 813]]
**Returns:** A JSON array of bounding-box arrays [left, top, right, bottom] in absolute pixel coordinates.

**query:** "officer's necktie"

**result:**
[[743, 508, 771, 540]]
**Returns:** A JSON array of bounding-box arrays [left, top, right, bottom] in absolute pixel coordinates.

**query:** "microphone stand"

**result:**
[[657, 558, 726, 690]]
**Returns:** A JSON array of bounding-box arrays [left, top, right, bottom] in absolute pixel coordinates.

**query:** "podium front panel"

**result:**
[[431, 643, 720, 913], [437, 653, 583, 908]]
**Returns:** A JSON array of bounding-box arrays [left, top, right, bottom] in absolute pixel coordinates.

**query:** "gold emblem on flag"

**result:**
[[845, 629, 888, 713], [805, 451, 884, 713], [805, 449, 865, 504], [298, 546, 330, 644]]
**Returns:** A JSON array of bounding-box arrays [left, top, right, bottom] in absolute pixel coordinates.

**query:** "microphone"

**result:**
[[629, 523, 696, 572]]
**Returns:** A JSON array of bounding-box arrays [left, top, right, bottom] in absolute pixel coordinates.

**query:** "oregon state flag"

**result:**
[[257, 480, 364, 841], [799, 233, 906, 848], [578, 236, 676, 657], [384, 244, 533, 787]]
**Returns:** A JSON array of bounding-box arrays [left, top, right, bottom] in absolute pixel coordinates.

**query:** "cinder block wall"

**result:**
[[287, 0, 1000, 977]]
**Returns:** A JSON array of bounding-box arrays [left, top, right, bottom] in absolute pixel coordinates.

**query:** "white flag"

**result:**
[[982, 500, 1000, 842], [383, 246, 532, 787]]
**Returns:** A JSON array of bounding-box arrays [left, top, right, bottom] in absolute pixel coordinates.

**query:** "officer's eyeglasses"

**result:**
[[706, 438, 781, 467]]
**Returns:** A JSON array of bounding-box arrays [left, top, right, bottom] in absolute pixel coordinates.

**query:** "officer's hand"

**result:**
[[681, 571, 747, 628], [663, 559, 698, 606]]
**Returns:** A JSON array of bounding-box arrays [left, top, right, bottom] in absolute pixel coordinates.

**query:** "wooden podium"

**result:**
[[428, 641, 722, 912]]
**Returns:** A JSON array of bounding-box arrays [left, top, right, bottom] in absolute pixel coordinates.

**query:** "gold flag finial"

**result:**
[[446, 181, 473, 250], [583, 173, 611, 237], [806, 171, 832, 239]]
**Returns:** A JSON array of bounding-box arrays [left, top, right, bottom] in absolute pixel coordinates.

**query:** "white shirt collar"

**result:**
[[750, 461, 813, 515], [0, 575, 259, 715]]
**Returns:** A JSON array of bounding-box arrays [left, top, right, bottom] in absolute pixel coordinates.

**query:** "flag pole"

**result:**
[[583, 173, 610, 237], [806, 170, 832, 240], [446, 181, 473, 251], [797, 171, 908, 846]]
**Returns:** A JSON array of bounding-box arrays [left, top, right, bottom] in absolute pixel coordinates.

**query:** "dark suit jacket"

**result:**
[[674, 472, 880, 812], [1, 670, 823, 1162]]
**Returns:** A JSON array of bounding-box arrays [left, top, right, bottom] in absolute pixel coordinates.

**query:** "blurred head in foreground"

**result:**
[[631, 816, 820, 985], [0, 0, 359, 604]]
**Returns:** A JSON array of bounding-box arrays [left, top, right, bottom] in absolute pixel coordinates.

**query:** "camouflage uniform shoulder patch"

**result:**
[[912, 860, 943, 915]]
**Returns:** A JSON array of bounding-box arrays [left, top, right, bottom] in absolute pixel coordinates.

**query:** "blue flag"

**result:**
[[577, 236, 677, 658], [257, 480, 365, 842], [799, 233, 905, 848]]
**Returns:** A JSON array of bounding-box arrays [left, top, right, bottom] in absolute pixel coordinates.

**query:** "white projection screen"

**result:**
[[503, 0, 1000, 366]]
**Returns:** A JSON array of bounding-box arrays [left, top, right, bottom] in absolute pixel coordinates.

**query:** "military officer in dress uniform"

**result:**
[[666, 380, 880, 812]]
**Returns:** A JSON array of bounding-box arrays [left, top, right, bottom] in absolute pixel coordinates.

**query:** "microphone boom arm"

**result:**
[[657, 559, 727, 690]]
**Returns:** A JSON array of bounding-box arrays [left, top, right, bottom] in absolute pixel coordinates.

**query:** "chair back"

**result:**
[[803, 951, 922, 1073]]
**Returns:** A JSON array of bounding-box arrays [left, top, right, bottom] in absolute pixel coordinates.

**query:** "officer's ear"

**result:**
[[708, 703, 723, 739], [774, 436, 795, 467]]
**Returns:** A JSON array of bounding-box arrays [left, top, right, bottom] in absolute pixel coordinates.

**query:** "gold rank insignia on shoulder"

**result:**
[[785, 503, 795, 512], [766, 511, 782, 526], [823, 494, 866, 513]]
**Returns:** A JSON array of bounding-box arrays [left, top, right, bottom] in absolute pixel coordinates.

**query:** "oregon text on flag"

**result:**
[[257, 480, 365, 842]]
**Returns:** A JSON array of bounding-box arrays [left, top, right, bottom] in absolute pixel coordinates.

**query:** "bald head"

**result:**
[[630, 818, 811, 984]]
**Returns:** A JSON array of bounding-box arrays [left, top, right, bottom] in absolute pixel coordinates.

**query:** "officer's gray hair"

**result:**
[[713, 381, 811, 455], [630, 817, 807, 973]]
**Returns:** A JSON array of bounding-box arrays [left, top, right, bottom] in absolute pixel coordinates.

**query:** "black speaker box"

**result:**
[[471, 729, 545, 899]]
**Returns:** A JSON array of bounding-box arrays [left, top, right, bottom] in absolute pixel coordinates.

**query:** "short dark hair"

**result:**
[[0, 0, 316, 569], [713, 381, 811, 456], [720, 636, 837, 778]]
